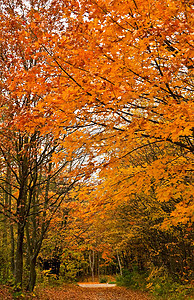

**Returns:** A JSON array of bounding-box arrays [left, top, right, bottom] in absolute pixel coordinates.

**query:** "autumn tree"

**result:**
[[0, 0, 193, 291], [0, 0, 89, 290], [54, 0, 193, 241], [21, 0, 193, 224]]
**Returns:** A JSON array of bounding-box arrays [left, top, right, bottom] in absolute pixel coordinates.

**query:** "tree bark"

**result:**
[[15, 224, 24, 289], [10, 221, 15, 275], [8, 165, 15, 275], [27, 257, 37, 292], [117, 250, 123, 276], [89, 250, 95, 282]]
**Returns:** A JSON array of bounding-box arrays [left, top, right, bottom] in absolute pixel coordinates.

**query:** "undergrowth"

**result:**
[[116, 266, 194, 299]]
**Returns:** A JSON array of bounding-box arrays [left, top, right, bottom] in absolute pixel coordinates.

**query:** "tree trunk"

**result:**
[[89, 250, 95, 282], [8, 174, 15, 275], [27, 257, 37, 292], [15, 224, 24, 289], [3, 192, 8, 279], [2, 164, 10, 279], [10, 222, 15, 275], [117, 250, 123, 276]]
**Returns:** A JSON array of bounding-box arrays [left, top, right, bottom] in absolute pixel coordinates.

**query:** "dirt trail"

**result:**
[[36, 285, 153, 300], [0, 284, 153, 300], [78, 283, 116, 287]]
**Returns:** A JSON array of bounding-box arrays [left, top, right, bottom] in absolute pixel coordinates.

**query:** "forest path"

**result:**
[[0, 284, 153, 299], [78, 283, 116, 287], [36, 285, 153, 300]]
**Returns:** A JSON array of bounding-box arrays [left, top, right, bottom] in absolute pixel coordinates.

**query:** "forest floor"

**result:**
[[0, 284, 153, 300]]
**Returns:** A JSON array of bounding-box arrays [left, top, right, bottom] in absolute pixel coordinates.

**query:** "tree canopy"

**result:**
[[0, 0, 193, 293]]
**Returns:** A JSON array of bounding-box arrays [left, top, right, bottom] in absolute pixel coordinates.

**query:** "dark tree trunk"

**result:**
[[15, 224, 24, 289], [27, 257, 37, 292], [10, 223, 15, 275], [9, 177, 15, 275]]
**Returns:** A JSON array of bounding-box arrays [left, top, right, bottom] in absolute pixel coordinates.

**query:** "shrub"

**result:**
[[116, 269, 134, 287], [146, 266, 194, 299], [116, 268, 147, 290], [116, 265, 194, 299], [99, 276, 108, 283]]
